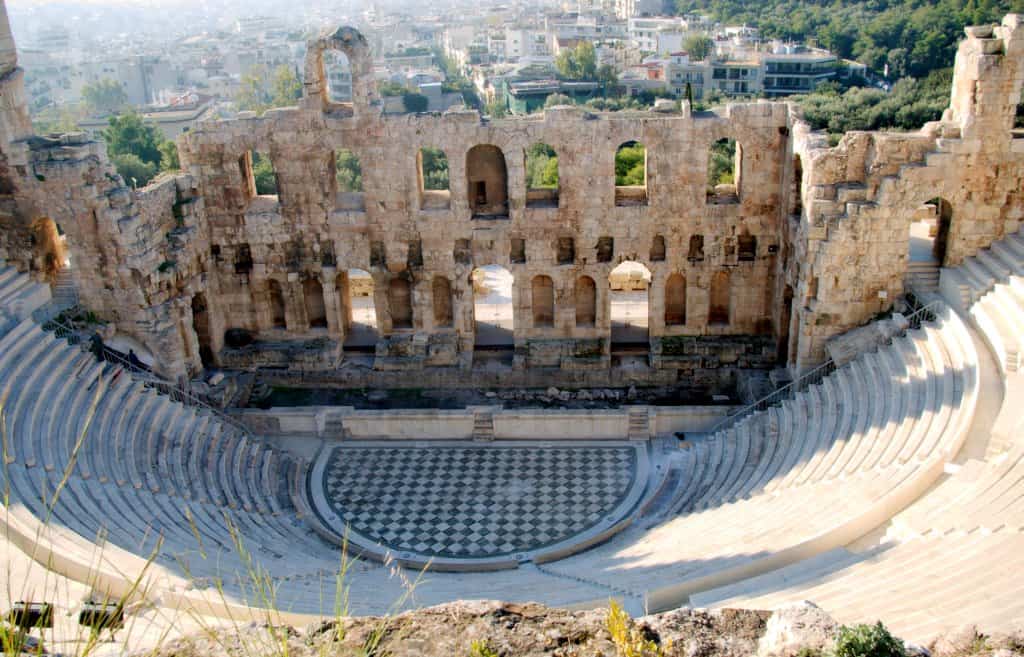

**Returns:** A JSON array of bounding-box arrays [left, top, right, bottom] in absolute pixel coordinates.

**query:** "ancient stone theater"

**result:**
[[1, 0, 1024, 644]]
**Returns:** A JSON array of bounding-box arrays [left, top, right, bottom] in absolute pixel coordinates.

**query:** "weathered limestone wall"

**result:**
[[788, 15, 1024, 368], [0, 13, 1021, 382]]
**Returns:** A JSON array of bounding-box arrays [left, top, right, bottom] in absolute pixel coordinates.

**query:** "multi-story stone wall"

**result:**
[[788, 16, 1024, 367], [0, 9, 1021, 383]]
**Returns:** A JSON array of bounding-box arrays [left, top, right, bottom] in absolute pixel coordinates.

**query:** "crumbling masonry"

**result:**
[[0, 15, 1022, 384]]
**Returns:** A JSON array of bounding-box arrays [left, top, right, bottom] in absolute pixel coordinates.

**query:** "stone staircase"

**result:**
[[907, 260, 941, 293], [627, 406, 651, 440], [472, 407, 495, 441], [940, 227, 1024, 374], [51, 266, 79, 309]]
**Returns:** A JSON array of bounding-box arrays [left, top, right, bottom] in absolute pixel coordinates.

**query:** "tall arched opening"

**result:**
[[608, 261, 651, 351], [304, 277, 328, 329], [665, 273, 686, 326], [709, 271, 731, 325], [267, 279, 287, 329], [531, 275, 555, 327], [575, 276, 597, 327], [341, 268, 378, 349], [910, 198, 952, 267], [780, 284, 796, 366], [388, 277, 413, 330], [432, 276, 453, 328], [191, 293, 214, 368], [471, 265, 514, 349]]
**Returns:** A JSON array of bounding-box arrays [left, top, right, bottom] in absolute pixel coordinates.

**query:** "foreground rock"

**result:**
[[148, 601, 770, 657], [142, 601, 1024, 657]]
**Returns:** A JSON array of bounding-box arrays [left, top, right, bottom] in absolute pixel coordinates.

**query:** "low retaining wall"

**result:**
[[233, 404, 735, 443]]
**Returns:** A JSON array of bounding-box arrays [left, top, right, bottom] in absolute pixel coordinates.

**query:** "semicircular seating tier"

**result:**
[[689, 228, 1024, 643], [0, 258, 988, 627]]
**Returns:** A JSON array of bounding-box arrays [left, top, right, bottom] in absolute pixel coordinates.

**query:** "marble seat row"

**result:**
[[941, 228, 1024, 374], [0, 321, 294, 516], [690, 230, 1024, 642], [535, 303, 977, 612]]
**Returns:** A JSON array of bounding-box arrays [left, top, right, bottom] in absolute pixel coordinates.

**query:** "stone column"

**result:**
[[321, 268, 343, 338]]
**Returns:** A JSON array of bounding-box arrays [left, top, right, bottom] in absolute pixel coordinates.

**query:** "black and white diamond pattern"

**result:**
[[320, 446, 636, 559]]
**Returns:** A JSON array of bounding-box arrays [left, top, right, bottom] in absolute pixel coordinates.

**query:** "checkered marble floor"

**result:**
[[318, 444, 638, 559]]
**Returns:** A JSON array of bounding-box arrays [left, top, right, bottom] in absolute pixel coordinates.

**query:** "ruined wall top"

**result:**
[[300, 25, 380, 118], [947, 14, 1024, 138], [0, 0, 18, 76]]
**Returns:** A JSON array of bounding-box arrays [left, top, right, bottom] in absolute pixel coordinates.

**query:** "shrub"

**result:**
[[606, 599, 671, 657], [469, 639, 499, 657], [833, 622, 905, 657]]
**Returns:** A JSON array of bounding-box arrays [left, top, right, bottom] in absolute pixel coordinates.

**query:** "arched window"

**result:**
[[650, 235, 666, 262], [389, 277, 413, 329], [709, 271, 730, 325], [532, 275, 555, 327], [432, 276, 453, 327], [324, 50, 352, 103], [525, 142, 559, 208], [334, 148, 364, 211], [738, 234, 757, 262], [615, 141, 647, 206], [304, 277, 327, 328], [688, 234, 705, 261], [268, 279, 286, 329], [665, 273, 686, 326], [419, 147, 450, 210], [241, 150, 277, 197], [707, 138, 740, 204], [466, 144, 508, 218], [575, 276, 596, 327]]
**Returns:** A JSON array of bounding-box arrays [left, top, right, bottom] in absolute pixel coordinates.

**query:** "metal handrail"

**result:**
[[39, 305, 254, 438], [706, 298, 943, 435]]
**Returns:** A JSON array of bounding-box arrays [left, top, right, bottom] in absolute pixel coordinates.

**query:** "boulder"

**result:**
[[758, 601, 838, 657]]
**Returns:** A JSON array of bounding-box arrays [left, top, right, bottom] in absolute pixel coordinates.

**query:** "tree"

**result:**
[[707, 139, 736, 191], [526, 143, 558, 188], [378, 81, 407, 97], [615, 144, 646, 186], [421, 148, 449, 190], [597, 64, 618, 95], [159, 141, 180, 172], [82, 78, 128, 115], [335, 150, 362, 193], [111, 153, 157, 188], [484, 98, 508, 118], [683, 34, 714, 61], [102, 112, 164, 170], [544, 93, 573, 108], [402, 92, 429, 112], [556, 42, 597, 81], [270, 65, 302, 107], [236, 65, 269, 113]]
